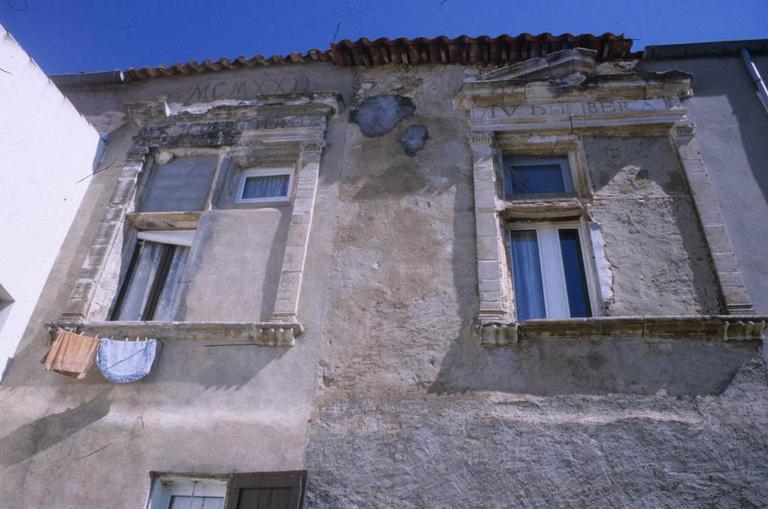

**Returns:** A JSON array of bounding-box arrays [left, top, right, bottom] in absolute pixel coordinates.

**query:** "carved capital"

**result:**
[[675, 120, 696, 138], [467, 132, 495, 146], [300, 139, 326, 153]]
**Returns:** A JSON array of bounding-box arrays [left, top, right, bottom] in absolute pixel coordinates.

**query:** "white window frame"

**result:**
[[147, 477, 227, 509], [507, 220, 600, 320], [502, 156, 575, 198], [235, 167, 294, 204]]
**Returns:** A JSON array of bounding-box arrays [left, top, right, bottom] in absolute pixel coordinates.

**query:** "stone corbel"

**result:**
[[672, 120, 755, 314], [270, 139, 326, 323]]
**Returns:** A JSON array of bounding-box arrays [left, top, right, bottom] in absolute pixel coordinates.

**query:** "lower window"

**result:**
[[148, 472, 306, 509], [508, 222, 593, 321], [110, 230, 194, 321]]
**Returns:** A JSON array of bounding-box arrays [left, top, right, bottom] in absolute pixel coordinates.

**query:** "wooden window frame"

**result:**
[[225, 471, 307, 509]]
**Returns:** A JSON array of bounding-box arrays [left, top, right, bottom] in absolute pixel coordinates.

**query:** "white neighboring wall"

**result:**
[[0, 24, 101, 378]]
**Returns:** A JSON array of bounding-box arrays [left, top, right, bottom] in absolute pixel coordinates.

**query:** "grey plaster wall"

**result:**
[[139, 155, 219, 212], [585, 136, 723, 315], [641, 55, 768, 314], [0, 58, 765, 509]]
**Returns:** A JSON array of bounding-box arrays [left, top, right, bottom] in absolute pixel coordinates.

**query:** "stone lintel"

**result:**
[[475, 315, 767, 347], [500, 197, 584, 220], [50, 321, 303, 346]]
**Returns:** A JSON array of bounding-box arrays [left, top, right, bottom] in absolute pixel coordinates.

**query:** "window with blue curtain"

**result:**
[[503, 157, 574, 198], [509, 230, 546, 321], [558, 229, 592, 318], [509, 224, 593, 321], [242, 174, 291, 200]]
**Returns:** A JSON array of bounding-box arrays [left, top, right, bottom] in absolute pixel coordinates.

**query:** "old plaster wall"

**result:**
[[641, 55, 768, 314], [0, 56, 765, 509], [0, 63, 352, 509], [304, 64, 767, 507], [585, 136, 723, 315]]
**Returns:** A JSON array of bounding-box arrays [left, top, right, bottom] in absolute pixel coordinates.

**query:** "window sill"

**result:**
[[474, 315, 768, 347], [49, 320, 303, 346], [500, 196, 584, 220]]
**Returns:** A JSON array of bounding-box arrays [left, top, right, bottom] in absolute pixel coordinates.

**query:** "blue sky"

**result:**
[[1, 0, 767, 75]]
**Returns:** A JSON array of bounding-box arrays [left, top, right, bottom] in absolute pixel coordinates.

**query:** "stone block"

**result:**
[[476, 235, 500, 261], [477, 260, 501, 280]]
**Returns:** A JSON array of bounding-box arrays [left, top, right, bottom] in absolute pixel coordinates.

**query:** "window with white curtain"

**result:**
[[236, 167, 294, 203], [147, 478, 226, 509], [110, 230, 195, 321], [508, 222, 593, 321]]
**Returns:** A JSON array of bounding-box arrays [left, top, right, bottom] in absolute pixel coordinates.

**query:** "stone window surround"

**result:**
[[55, 98, 334, 346], [468, 121, 758, 346]]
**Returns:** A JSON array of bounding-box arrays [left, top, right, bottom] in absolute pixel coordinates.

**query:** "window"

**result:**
[[502, 156, 574, 198], [110, 230, 194, 321], [236, 168, 294, 203], [148, 478, 226, 509], [140, 156, 219, 213], [508, 222, 592, 321], [147, 472, 307, 509]]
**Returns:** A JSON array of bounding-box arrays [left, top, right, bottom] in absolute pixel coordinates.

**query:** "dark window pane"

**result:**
[[242, 175, 290, 200], [503, 159, 571, 197], [559, 229, 592, 318], [509, 230, 546, 321]]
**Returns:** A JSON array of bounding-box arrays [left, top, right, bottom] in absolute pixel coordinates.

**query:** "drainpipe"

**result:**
[[741, 47, 768, 115]]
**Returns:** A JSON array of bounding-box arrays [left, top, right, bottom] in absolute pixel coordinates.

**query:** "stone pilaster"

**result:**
[[673, 120, 755, 314], [270, 139, 325, 323], [60, 150, 148, 322], [468, 132, 510, 324]]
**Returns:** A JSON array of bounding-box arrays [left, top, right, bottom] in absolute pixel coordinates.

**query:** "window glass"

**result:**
[[509, 230, 546, 321], [503, 157, 573, 197], [242, 174, 291, 200], [169, 496, 223, 509], [558, 229, 592, 318], [111, 240, 190, 321]]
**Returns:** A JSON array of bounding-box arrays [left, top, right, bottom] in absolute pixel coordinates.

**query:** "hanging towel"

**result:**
[[97, 338, 158, 383], [42, 329, 99, 379]]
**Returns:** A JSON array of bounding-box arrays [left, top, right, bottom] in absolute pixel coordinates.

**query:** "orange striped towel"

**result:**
[[42, 329, 99, 379]]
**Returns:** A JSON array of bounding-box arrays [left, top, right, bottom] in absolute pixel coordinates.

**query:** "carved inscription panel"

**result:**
[[471, 98, 682, 122]]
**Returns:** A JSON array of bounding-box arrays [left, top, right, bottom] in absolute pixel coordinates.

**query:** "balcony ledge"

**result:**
[[474, 315, 768, 347], [48, 320, 303, 346]]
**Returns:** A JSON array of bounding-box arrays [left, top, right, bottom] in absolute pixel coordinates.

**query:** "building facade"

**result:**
[[1, 33, 767, 508]]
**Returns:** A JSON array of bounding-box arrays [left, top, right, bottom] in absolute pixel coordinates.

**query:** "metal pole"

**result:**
[[741, 47, 768, 115]]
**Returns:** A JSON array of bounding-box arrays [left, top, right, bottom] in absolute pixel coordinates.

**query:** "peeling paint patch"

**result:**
[[350, 96, 415, 137], [399, 125, 429, 156]]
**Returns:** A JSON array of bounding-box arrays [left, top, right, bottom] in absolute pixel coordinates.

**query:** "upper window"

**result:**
[[110, 230, 194, 322], [502, 156, 574, 198], [508, 222, 592, 321], [236, 167, 294, 203], [139, 156, 219, 213]]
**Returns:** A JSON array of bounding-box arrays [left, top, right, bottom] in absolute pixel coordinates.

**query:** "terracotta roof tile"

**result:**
[[67, 33, 634, 84]]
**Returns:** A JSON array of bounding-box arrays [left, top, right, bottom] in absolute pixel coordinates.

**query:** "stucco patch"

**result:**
[[399, 125, 429, 156], [350, 95, 416, 137]]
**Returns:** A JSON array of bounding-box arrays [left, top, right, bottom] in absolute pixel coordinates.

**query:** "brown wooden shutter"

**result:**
[[224, 471, 307, 509]]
